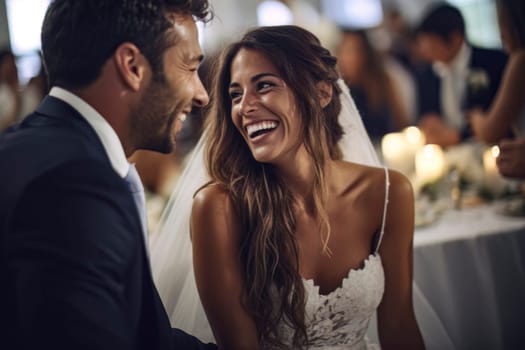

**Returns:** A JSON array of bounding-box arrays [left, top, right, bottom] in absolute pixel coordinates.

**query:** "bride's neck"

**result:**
[[278, 158, 337, 214]]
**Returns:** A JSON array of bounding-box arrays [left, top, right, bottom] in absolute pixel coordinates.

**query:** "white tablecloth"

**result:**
[[414, 202, 525, 246], [368, 202, 525, 350], [413, 203, 525, 350]]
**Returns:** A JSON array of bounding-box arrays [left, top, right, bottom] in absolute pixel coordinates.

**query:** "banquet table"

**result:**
[[368, 201, 525, 350]]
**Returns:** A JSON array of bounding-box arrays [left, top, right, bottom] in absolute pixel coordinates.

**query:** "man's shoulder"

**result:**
[[0, 114, 117, 217], [471, 45, 508, 67], [0, 111, 108, 180]]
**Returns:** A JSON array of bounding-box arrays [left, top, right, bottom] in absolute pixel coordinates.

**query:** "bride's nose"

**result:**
[[239, 92, 258, 116]]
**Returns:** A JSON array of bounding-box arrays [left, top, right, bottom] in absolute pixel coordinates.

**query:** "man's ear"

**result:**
[[317, 80, 333, 109], [113, 42, 148, 92]]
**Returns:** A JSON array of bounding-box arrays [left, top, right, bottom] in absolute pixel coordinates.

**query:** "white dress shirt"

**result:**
[[433, 42, 472, 130]]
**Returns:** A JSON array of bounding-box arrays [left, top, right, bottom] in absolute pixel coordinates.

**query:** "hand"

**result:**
[[467, 108, 486, 139], [418, 113, 460, 147], [497, 138, 525, 179]]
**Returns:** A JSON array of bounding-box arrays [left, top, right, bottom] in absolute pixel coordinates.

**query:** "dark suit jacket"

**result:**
[[416, 45, 508, 139], [0, 96, 216, 350]]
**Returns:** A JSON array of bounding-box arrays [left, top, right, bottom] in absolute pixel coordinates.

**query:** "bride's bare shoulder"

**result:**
[[191, 183, 240, 238], [194, 182, 229, 200], [338, 161, 413, 197], [193, 183, 233, 215], [337, 161, 383, 185]]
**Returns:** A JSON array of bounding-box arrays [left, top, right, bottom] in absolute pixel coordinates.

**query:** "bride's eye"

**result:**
[[229, 90, 242, 103], [257, 81, 275, 92]]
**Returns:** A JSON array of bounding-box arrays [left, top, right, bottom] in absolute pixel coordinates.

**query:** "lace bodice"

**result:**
[[263, 254, 384, 350], [304, 253, 384, 349]]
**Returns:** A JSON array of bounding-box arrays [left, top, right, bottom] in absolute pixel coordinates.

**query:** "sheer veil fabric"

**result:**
[[149, 79, 453, 349]]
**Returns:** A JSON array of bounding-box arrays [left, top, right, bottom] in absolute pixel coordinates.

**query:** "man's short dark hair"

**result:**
[[416, 3, 465, 42], [41, 0, 212, 89]]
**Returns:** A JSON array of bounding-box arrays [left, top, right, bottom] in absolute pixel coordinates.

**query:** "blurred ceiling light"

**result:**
[[257, 0, 294, 26], [6, 0, 50, 55], [5, 0, 51, 84], [321, 0, 383, 29]]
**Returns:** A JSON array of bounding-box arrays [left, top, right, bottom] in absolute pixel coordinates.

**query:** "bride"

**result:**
[[151, 25, 426, 349]]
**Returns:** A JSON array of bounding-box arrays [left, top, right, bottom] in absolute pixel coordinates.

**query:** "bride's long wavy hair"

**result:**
[[204, 25, 343, 348]]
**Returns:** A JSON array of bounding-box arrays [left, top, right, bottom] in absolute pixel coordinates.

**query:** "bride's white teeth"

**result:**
[[246, 121, 278, 138]]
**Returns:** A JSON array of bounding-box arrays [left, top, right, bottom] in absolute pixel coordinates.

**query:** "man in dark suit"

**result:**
[[414, 3, 507, 147], [0, 1, 216, 349]]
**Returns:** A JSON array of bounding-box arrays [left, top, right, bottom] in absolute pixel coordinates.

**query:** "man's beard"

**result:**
[[131, 81, 178, 154]]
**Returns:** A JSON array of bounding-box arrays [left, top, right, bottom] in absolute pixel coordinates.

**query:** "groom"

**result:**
[[0, 1, 216, 349]]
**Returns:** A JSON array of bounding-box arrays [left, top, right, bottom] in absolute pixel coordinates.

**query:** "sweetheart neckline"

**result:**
[[302, 253, 381, 297]]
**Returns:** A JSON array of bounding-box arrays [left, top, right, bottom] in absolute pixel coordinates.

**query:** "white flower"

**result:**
[[467, 69, 490, 93]]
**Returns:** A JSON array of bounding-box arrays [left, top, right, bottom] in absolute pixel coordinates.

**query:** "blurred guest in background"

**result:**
[[0, 49, 21, 130], [267, 0, 339, 52], [337, 29, 410, 143], [415, 3, 507, 147], [19, 56, 49, 119], [469, 0, 525, 144], [381, 6, 417, 73]]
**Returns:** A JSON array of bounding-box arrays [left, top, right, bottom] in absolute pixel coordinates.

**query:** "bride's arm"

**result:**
[[377, 170, 425, 349], [191, 185, 260, 350]]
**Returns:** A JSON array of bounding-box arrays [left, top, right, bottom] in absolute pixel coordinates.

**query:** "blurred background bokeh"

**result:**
[[0, 0, 502, 85], [0, 0, 514, 230]]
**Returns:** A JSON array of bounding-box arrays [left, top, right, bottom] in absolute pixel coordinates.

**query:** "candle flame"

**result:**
[[404, 126, 423, 144], [423, 144, 440, 157], [403, 126, 425, 146], [491, 145, 500, 158]]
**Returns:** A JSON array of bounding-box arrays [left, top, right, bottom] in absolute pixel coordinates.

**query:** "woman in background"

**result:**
[[469, 0, 525, 143], [336, 29, 410, 142]]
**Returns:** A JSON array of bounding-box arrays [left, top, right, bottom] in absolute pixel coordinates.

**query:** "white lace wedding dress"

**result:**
[[260, 169, 389, 350]]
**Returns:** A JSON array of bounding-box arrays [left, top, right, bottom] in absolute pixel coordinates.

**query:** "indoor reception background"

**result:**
[[1, 1, 524, 350]]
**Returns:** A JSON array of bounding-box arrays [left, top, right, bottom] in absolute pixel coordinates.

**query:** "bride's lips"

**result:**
[[244, 120, 280, 142]]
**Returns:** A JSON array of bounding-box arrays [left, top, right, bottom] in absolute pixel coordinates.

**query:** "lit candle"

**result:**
[[381, 132, 411, 175], [404, 126, 426, 150], [403, 126, 426, 174], [415, 144, 446, 185], [483, 145, 505, 195]]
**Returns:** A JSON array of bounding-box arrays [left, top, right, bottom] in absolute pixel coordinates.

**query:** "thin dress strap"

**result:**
[[375, 167, 390, 253]]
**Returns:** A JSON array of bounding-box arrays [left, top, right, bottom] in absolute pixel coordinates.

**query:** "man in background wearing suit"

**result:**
[[0, 1, 216, 349], [415, 3, 507, 147]]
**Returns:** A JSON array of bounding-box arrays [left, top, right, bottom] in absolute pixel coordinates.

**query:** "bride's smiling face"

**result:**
[[228, 48, 305, 165]]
